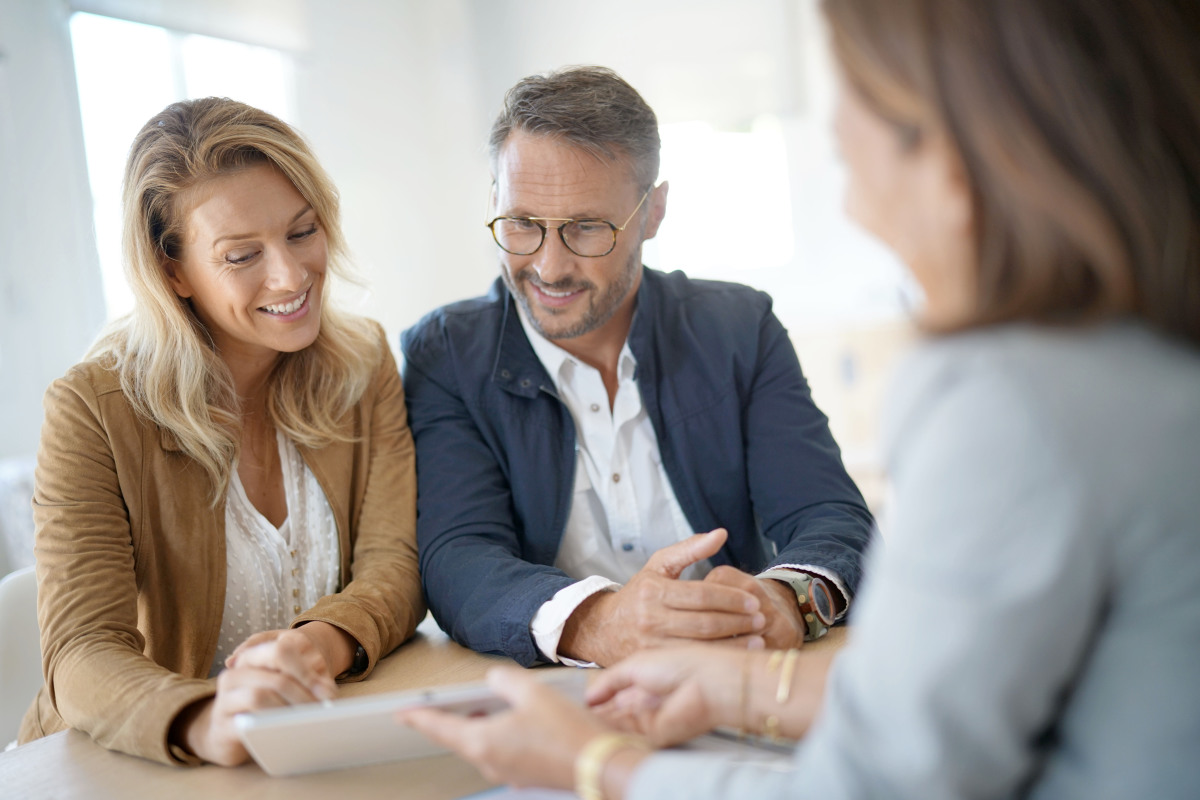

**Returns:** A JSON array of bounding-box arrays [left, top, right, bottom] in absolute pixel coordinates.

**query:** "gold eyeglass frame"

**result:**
[[485, 188, 651, 258]]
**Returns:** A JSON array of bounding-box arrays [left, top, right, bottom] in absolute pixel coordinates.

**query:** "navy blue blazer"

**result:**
[[401, 268, 873, 665]]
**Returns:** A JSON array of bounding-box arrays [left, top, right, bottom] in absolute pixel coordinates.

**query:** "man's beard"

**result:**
[[501, 249, 640, 341]]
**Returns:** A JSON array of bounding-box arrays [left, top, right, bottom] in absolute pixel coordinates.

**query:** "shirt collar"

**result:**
[[514, 301, 638, 390]]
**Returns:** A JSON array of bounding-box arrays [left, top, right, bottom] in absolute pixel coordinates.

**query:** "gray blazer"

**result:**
[[631, 323, 1200, 799]]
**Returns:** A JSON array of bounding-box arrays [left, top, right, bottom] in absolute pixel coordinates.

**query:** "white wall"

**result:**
[[0, 0, 106, 460], [295, 0, 495, 342]]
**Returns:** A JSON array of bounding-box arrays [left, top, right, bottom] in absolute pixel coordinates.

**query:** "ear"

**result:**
[[642, 181, 669, 240], [160, 251, 193, 299], [487, 178, 498, 216]]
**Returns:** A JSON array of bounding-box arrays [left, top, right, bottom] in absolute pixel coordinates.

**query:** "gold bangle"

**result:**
[[575, 733, 648, 800], [739, 650, 751, 739], [776, 648, 800, 705]]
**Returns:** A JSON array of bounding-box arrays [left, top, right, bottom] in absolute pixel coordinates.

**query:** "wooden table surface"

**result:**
[[0, 619, 847, 800]]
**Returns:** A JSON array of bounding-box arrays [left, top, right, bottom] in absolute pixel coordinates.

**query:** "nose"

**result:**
[[264, 244, 308, 291], [528, 225, 575, 285]]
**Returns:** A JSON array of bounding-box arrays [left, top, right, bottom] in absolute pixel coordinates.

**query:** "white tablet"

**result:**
[[234, 670, 588, 777]]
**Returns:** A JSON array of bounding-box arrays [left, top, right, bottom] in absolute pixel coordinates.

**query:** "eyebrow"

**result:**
[[212, 205, 314, 248]]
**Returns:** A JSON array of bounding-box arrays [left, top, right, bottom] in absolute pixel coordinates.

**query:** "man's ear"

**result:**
[[161, 251, 193, 299], [642, 181, 669, 240]]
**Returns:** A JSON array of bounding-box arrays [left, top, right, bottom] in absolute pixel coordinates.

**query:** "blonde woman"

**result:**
[[18, 98, 424, 766], [401, 1, 1200, 798]]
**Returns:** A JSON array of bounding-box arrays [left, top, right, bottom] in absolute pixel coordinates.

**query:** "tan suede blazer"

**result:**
[[18, 323, 425, 765]]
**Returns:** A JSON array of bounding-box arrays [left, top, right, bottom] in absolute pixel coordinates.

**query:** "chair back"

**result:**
[[0, 566, 41, 745]]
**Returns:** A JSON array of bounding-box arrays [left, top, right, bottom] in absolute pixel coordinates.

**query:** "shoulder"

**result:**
[[45, 357, 126, 411], [643, 268, 773, 323], [637, 269, 778, 359], [401, 279, 508, 367], [886, 322, 1200, 502], [40, 357, 144, 447]]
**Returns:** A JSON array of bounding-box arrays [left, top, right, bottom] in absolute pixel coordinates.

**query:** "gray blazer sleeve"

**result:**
[[629, 330, 1200, 800]]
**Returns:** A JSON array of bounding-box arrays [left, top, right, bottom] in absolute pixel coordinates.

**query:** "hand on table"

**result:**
[[172, 623, 352, 765], [558, 528, 768, 665], [399, 666, 617, 791]]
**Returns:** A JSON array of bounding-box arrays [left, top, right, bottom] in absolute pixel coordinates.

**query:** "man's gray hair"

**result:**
[[488, 65, 660, 190]]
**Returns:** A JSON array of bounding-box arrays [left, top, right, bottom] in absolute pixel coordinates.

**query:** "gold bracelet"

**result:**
[[739, 651, 751, 739], [575, 733, 648, 800], [776, 648, 800, 705]]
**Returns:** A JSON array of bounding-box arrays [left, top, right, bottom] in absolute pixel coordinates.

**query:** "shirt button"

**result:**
[[292, 588, 300, 598], [622, 543, 634, 552], [590, 403, 600, 412], [612, 473, 621, 483], [289, 550, 297, 559], [293, 605, 301, 614]]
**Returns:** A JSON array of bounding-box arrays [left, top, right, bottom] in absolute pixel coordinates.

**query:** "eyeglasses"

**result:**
[[486, 189, 650, 258]]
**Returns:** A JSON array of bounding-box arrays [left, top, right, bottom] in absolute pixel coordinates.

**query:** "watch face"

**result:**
[[811, 580, 835, 625]]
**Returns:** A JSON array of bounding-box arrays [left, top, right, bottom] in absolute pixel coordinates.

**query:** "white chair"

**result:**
[[0, 566, 41, 746]]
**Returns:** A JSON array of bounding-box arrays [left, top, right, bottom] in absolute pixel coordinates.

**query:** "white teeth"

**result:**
[[262, 290, 307, 315], [539, 287, 575, 298]]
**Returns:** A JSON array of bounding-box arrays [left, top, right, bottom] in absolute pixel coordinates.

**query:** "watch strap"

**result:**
[[759, 568, 831, 642]]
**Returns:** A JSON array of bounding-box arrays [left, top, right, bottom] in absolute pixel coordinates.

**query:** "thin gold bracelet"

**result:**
[[739, 650, 751, 739], [575, 733, 648, 800], [776, 648, 800, 705]]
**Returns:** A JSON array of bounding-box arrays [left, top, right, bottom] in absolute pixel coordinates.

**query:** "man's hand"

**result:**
[[557, 529, 767, 666], [704, 566, 807, 650]]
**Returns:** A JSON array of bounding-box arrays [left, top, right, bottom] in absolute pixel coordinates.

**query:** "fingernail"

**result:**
[[744, 596, 761, 613], [752, 613, 766, 629], [747, 636, 766, 650]]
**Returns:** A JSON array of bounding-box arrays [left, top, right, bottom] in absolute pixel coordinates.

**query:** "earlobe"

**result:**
[[643, 181, 670, 240]]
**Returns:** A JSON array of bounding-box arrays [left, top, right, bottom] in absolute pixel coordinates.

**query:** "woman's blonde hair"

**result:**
[[824, 0, 1200, 346], [89, 97, 381, 500]]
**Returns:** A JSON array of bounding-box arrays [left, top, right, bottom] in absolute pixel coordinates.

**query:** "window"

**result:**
[[70, 12, 294, 321]]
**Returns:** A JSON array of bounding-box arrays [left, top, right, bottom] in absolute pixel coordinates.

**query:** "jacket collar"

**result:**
[[490, 279, 557, 399]]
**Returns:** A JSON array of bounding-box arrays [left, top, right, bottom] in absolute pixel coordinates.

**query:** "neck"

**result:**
[[224, 352, 278, 411], [555, 298, 635, 380]]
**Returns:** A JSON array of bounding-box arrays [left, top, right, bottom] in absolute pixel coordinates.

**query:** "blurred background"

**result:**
[[0, 0, 916, 575]]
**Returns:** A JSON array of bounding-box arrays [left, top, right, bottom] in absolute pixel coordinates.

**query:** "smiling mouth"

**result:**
[[536, 285, 582, 298], [260, 289, 308, 316]]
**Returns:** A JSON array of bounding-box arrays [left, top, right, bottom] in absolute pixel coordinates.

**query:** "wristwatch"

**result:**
[[759, 568, 836, 641], [340, 644, 368, 678]]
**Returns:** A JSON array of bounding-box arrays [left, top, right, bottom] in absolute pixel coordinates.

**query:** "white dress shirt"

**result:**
[[519, 308, 704, 665], [210, 431, 340, 677]]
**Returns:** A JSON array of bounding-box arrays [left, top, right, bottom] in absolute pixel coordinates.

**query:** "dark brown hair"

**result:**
[[825, 0, 1200, 345], [488, 66, 660, 190]]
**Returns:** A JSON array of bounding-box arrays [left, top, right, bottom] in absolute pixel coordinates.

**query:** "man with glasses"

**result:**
[[401, 66, 873, 667]]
